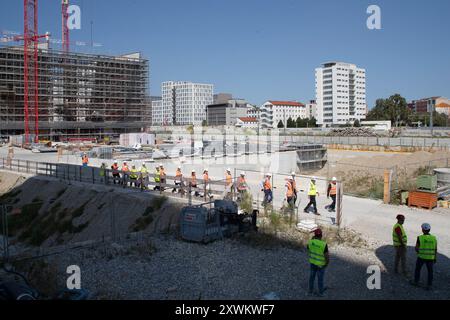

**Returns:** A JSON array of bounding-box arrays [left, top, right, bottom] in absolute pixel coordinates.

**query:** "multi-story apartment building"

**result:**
[[315, 62, 367, 127], [151, 97, 163, 126], [260, 100, 307, 129], [408, 97, 450, 117], [305, 100, 317, 119], [161, 81, 213, 125], [206, 99, 252, 126]]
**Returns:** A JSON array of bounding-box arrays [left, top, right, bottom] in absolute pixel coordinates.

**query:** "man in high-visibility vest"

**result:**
[[304, 178, 319, 215], [121, 162, 129, 187], [392, 214, 408, 275], [290, 172, 298, 204], [99, 163, 106, 184], [237, 172, 248, 194], [190, 169, 199, 196], [173, 166, 183, 193], [82, 153, 89, 167], [203, 169, 212, 199], [412, 223, 437, 290], [153, 166, 161, 191], [326, 177, 337, 212], [140, 163, 149, 190], [307, 228, 329, 297], [159, 164, 166, 191], [285, 176, 296, 210], [129, 165, 139, 187], [111, 161, 120, 185], [262, 173, 273, 205]]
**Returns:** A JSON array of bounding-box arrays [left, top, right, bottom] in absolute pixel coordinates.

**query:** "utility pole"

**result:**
[[428, 99, 434, 136]]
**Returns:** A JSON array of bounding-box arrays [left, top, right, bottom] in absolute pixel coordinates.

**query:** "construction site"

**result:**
[[0, 0, 449, 304]]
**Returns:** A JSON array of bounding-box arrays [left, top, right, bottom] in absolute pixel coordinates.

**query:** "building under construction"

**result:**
[[0, 45, 150, 141]]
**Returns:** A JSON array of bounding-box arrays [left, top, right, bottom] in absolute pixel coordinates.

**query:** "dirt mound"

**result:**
[[0, 174, 185, 248]]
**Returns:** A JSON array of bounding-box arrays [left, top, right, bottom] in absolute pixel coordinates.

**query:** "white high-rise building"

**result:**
[[315, 62, 367, 126], [161, 81, 213, 125]]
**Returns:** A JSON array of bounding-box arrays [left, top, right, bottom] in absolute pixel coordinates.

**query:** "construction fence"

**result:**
[[0, 158, 343, 226], [283, 136, 450, 149]]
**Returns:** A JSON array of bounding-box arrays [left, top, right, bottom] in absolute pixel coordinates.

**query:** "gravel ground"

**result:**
[[39, 233, 450, 300]]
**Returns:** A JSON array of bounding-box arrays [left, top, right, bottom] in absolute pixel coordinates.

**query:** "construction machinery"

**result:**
[[180, 200, 258, 243]]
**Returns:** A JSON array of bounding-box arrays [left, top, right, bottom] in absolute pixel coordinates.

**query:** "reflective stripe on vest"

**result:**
[[308, 239, 327, 267], [417, 234, 437, 260], [330, 183, 337, 196], [392, 223, 407, 247], [308, 182, 317, 196]]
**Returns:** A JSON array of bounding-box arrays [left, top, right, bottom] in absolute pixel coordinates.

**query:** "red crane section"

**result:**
[[23, 0, 47, 143], [62, 0, 70, 53]]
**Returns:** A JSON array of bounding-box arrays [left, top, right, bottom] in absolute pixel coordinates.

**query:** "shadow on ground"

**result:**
[[375, 245, 450, 299]]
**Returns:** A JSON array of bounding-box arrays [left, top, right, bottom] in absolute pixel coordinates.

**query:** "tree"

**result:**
[[308, 117, 317, 127], [367, 94, 411, 127], [286, 117, 296, 128], [277, 120, 284, 128]]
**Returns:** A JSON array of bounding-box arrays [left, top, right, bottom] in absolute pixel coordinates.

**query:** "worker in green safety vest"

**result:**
[[392, 214, 408, 275], [129, 165, 139, 187], [99, 163, 106, 184], [140, 163, 149, 190], [412, 223, 437, 290], [154, 166, 161, 191], [307, 228, 329, 297], [304, 178, 319, 215]]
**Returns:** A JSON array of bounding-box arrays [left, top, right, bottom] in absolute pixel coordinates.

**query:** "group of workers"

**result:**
[[306, 216, 439, 297], [95, 156, 340, 211], [261, 174, 338, 215], [393, 214, 439, 290]]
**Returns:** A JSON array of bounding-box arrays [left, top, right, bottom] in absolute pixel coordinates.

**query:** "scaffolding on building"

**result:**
[[0, 45, 150, 140]]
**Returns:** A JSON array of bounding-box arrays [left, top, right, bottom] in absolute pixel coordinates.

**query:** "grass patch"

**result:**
[[152, 196, 167, 211], [0, 189, 22, 203], [15, 202, 91, 246], [130, 215, 154, 232], [4, 202, 43, 236], [56, 188, 67, 198], [72, 202, 88, 218]]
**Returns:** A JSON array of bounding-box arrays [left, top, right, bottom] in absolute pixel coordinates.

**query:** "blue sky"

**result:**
[[1, 0, 450, 108]]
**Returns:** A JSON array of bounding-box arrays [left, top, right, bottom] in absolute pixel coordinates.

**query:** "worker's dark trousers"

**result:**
[[112, 174, 120, 184], [414, 258, 434, 286], [329, 195, 336, 211], [304, 196, 318, 213], [309, 264, 326, 294], [264, 189, 273, 204], [394, 245, 407, 273]]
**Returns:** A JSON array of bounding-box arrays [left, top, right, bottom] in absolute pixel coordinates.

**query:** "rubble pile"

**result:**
[[328, 127, 379, 137]]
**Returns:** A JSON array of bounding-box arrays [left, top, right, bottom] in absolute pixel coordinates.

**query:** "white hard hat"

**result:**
[[192, 169, 196, 173], [311, 177, 317, 181], [226, 168, 231, 172], [291, 172, 296, 176], [421, 223, 431, 231], [178, 165, 182, 169], [241, 171, 246, 176], [266, 173, 272, 177], [332, 177, 337, 182], [159, 163, 163, 167], [204, 168, 208, 172], [114, 160, 117, 163]]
